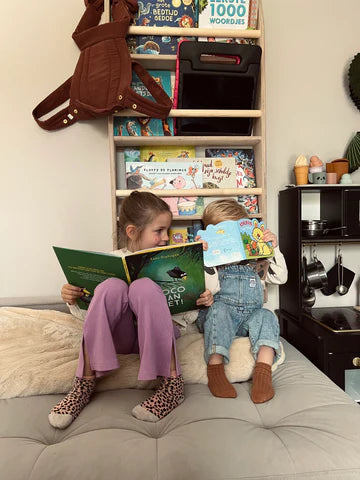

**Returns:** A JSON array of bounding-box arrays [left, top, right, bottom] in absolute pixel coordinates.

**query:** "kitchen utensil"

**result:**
[[302, 256, 316, 308], [301, 220, 346, 237], [336, 253, 347, 294], [335, 252, 355, 295], [322, 246, 355, 296], [305, 251, 328, 290]]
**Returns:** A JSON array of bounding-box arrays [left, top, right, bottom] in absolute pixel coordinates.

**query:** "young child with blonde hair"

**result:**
[[197, 199, 287, 403]]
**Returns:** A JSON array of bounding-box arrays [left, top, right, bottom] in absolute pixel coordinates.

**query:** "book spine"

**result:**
[[122, 256, 132, 284]]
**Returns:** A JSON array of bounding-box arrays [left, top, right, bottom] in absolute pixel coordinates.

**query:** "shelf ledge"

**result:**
[[128, 26, 261, 39], [114, 136, 261, 146], [114, 109, 262, 118], [170, 212, 262, 220], [116, 188, 262, 197]]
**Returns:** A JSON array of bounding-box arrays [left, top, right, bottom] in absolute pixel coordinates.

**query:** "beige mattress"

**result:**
[[1, 335, 360, 480]]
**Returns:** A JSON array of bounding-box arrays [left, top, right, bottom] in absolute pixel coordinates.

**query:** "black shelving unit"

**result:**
[[278, 185, 360, 319], [277, 185, 360, 395]]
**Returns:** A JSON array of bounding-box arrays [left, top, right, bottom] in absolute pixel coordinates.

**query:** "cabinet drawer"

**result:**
[[328, 351, 360, 391]]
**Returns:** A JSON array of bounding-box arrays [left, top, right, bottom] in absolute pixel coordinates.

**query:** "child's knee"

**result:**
[[94, 277, 128, 298], [129, 277, 162, 299]]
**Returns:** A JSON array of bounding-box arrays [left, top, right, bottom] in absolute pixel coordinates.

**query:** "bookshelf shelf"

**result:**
[[128, 26, 261, 39], [107, 0, 267, 249], [114, 109, 262, 118], [113, 136, 262, 147], [116, 188, 263, 198]]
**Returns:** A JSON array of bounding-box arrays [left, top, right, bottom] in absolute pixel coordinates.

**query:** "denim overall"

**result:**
[[197, 264, 280, 364]]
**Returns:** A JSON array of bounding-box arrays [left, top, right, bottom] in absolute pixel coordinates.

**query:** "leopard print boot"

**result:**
[[132, 375, 185, 422], [48, 376, 96, 429]]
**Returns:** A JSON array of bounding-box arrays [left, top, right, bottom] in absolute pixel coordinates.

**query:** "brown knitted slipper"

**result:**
[[207, 364, 237, 398], [132, 375, 185, 422], [48, 376, 96, 429], [251, 362, 274, 404]]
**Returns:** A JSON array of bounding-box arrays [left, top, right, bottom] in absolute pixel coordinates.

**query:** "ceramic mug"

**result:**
[[308, 171, 326, 184], [326, 172, 337, 184]]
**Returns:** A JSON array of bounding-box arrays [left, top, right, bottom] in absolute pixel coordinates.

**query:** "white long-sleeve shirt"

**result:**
[[263, 246, 288, 285]]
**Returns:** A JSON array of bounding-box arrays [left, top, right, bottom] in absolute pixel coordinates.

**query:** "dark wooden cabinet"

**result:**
[[278, 185, 360, 319], [278, 186, 360, 395], [278, 308, 360, 391]]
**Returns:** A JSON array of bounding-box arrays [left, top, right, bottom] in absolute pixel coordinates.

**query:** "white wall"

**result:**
[[1, 0, 360, 309], [262, 0, 360, 310], [1, 0, 111, 303]]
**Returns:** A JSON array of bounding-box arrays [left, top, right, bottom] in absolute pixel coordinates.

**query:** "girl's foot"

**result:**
[[132, 375, 184, 422], [251, 362, 274, 403], [48, 376, 96, 429], [207, 363, 237, 398]]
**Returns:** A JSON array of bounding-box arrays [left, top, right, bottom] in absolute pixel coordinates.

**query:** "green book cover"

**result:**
[[125, 243, 205, 315], [53, 243, 205, 315]]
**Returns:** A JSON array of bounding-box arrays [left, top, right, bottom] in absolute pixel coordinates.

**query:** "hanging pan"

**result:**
[[305, 249, 328, 290], [302, 256, 316, 308]]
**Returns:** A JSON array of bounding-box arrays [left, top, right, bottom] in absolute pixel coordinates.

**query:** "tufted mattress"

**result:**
[[1, 332, 360, 480]]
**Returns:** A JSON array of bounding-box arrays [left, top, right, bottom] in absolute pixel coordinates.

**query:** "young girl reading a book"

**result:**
[[196, 199, 288, 403], [49, 191, 216, 429]]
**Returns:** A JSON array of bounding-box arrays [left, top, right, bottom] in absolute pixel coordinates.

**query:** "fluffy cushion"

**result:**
[[0, 307, 285, 399]]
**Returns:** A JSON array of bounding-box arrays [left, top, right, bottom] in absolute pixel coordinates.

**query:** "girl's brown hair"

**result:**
[[118, 191, 172, 248], [202, 198, 248, 228]]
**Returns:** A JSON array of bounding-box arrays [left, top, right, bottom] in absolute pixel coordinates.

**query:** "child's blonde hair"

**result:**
[[202, 198, 248, 227], [118, 191, 172, 248]]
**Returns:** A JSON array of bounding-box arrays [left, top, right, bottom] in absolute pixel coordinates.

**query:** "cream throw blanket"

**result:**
[[0, 307, 285, 400]]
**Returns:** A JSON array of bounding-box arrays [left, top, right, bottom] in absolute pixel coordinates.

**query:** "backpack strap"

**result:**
[[32, 1, 106, 131], [126, 61, 173, 119], [32, 77, 76, 131]]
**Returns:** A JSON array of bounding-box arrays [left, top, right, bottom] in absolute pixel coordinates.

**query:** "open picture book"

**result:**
[[197, 218, 274, 267], [53, 243, 205, 315]]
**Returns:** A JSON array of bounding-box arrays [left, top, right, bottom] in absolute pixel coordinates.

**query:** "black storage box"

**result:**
[[176, 41, 262, 136]]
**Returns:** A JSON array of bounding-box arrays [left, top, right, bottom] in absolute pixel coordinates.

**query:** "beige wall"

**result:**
[[1, 0, 360, 309], [263, 0, 360, 309]]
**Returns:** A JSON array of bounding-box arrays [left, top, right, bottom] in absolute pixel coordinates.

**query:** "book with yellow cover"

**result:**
[[53, 243, 205, 315]]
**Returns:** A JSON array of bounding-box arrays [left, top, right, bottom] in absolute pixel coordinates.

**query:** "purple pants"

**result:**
[[76, 277, 181, 380]]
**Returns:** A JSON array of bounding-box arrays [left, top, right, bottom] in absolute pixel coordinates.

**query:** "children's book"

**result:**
[[113, 70, 174, 137], [248, 0, 259, 29], [125, 161, 202, 190], [198, 0, 250, 43], [124, 148, 141, 163], [53, 243, 205, 315], [168, 156, 237, 208], [237, 194, 259, 214], [201, 157, 237, 189], [127, 1, 198, 55], [138, 145, 196, 162], [169, 226, 192, 244], [169, 221, 203, 244], [125, 160, 204, 216], [205, 148, 256, 188], [197, 218, 274, 267]]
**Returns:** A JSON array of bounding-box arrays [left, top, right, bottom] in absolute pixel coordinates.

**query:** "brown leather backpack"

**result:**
[[32, 0, 172, 131]]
